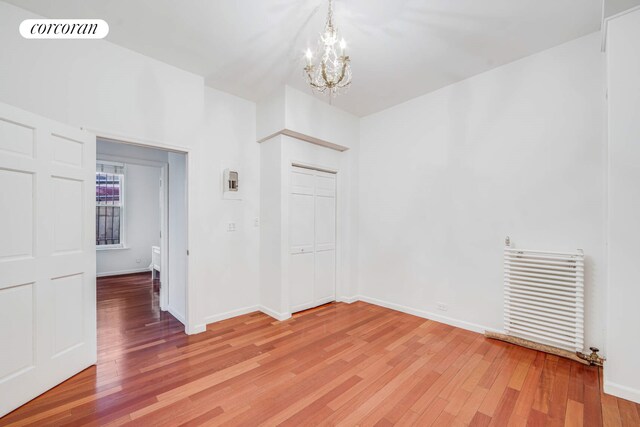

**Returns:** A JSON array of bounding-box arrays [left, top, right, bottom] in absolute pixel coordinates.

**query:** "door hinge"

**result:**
[[187, 250, 190, 256]]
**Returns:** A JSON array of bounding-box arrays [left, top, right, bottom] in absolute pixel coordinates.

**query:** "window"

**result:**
[[96, 162, 125, 248]]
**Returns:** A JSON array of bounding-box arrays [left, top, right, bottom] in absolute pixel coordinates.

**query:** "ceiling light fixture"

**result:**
[[303, 0, 352, 97]]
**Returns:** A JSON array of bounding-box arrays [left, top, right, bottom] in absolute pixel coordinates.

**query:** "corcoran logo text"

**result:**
[[20, 19, 109, 39]]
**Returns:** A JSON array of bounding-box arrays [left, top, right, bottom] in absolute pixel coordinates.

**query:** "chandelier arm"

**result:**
[[321, 61, 333, 87], [336, 58, 348, 85]]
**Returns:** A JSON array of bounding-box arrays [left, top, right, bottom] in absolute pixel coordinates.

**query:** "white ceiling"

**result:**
[[6, 0, 602, 116]]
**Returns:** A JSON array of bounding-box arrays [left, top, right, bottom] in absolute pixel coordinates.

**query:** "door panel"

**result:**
[[52, 274, 85, 356], [289, 193, 314, 254], [315, 174, 336, 197], [315, 195, 336, 252], [0, 102, 96, 418], [0, 283, 34, 380], [0, 117, 34, 157], [52, 177, 84, 253], [0, 169, 33, 259], [315, 249, 336, 303], [290, 252, 315, 312], [290, 168, 314, 195]]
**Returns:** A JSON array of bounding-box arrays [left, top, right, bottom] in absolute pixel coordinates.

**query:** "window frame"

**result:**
[[95, 161, 127, 250]]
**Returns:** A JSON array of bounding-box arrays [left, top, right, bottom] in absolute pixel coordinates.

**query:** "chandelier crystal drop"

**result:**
[[303, 0, 352, 97]]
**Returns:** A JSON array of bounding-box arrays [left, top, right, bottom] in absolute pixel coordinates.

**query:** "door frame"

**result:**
[[88, 128, 191, 332]]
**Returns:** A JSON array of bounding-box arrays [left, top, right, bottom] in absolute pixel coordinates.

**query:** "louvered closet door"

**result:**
[[289, 166, 336, 313], [0, 102, 96, 417]]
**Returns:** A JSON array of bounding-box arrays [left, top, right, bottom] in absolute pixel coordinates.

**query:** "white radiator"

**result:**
[[503, 239, 584, 352]]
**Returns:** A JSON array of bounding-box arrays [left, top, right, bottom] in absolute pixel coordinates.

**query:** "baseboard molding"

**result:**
[[167, 306, 186, 326], [203, 305, 260, 325], [259, 305, 292, 321], [357, 295, 499, 335], [184, 294, 499, 337], [186, 324, 206, 335], [337, 295, 359, 304], [604, 380, 640, 404], [96, 268, 149, 278], [188, 305, 261, 335]]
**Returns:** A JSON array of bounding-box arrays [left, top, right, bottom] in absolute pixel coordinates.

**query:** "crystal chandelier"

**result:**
[[303, 0, 352, 96]]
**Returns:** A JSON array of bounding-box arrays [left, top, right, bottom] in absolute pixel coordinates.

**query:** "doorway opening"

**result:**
[[95, 137, 188, 328]]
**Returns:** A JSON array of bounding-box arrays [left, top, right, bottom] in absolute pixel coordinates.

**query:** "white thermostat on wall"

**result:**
[[223, 168, 241, 200]]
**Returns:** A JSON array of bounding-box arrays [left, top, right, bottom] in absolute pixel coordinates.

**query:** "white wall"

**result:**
[[191, 87, 260, 328], [259, 136, 283, 314], [0, 2, 261, 334], [605, 8, 640, 403], [0, 3, 203, 147], [256, 86, 360, 150], [283, 86, 360, 149], [358, 33, 607, 348]]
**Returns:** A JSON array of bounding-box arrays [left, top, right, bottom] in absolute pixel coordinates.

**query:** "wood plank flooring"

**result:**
[[1, 272, 638, 426]]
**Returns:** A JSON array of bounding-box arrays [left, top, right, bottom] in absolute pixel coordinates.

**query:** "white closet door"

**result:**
[[289, 166, 336, 313], [289, 167, 315, 312], [314, 173, 336, 304], [0, 102, 96, 417]]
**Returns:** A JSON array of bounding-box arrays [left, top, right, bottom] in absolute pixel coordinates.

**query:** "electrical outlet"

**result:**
[[136, 258, 141, 264], [437, 302, 448, 311], [254, 217, 260, 227], [227, 222, 236, 232]]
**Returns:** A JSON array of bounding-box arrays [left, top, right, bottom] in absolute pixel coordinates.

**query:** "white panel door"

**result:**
[[289, 166, 336, 313], [314, 173, 336, 304], [0, 102, 96, 417], [289, 167, 315, 312]]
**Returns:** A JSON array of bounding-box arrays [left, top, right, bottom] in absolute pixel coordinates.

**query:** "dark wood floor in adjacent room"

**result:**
[[1, 273, 638, 426]]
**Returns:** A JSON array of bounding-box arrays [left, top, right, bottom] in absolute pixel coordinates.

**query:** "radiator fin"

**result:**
[[504, 246, 584, 352]]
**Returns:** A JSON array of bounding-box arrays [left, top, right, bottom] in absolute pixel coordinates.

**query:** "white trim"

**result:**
[[257, 128, 349, 152], [159, 164, 169, 312], [87, 128, 191, 154], [176, 293, 503, 341], [357, 295, 502, 335], [97, 153, 167, 169], [604, 380, 640, 404], [259, 305, 292, 321], [186, 324, 206, 335], [337, 295, 359, 304], [291, 162, 338, 174], [202, 305, 260, 325], [167, 306, 186, 326], [95, 244, 128, 251], [96, 268, 149, 278], [601, 5, 640, 51]]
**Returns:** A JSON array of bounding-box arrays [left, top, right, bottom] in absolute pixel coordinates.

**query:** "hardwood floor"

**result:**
[[1, 273, 639, 426]]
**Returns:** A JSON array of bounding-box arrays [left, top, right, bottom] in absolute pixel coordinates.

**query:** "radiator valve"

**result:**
[[577, 347, 605, 366]]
